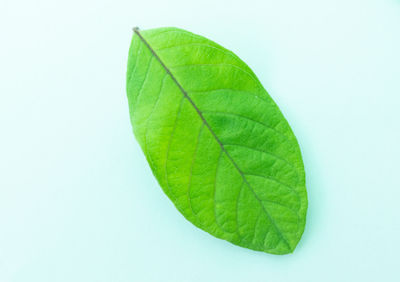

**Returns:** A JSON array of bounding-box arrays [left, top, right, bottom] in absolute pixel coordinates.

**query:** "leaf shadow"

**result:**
[[292, 126, 325, 254]]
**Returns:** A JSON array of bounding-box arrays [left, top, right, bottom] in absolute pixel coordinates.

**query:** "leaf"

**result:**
[[126, 27, 307, 255]]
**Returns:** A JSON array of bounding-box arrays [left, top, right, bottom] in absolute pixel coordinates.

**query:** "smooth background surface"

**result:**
[[1, 0, 399, 281]]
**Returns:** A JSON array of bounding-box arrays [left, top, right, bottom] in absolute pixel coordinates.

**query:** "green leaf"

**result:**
[[126, 27, 307, 255]]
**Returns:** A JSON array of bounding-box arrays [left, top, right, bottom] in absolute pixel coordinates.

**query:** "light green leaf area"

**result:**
[[126, 27, 307, 255]]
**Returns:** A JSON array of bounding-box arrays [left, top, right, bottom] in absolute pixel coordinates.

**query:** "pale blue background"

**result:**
[[1, 0, 399, 281]]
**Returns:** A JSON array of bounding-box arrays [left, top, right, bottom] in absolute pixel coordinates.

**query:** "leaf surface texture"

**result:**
[[126, 27, 307, 254]]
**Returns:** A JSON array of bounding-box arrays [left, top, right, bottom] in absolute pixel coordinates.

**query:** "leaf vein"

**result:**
[[223, 143, 298, 174], [164, 97, 185, 199], [156, 42, 244, 66], [244, 173, 300, 200], [133, 57, 154, 119], [202, 111, 290, 141], [189, 88, 270, 104], [187, 123, 205, 217], [213, 149, 232, 233], [127, 41, 143, 86], [144, 74, 168, 156], [170, 63, 259, 87], [134, 28, 293, 251]]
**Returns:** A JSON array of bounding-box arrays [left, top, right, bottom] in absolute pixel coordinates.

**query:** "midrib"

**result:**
[[133, 27, 291, 251]]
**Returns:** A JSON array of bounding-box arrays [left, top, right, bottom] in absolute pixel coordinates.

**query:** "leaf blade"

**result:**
[[127, 27, 307, 254]]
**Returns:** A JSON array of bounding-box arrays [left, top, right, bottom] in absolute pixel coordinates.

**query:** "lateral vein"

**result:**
[[133, 27, 292, 251]]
